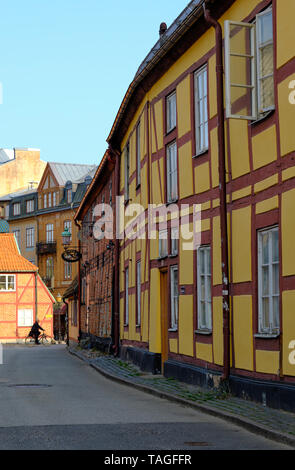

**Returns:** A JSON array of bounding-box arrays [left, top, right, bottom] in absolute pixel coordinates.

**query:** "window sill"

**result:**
[[166, 199, 178, 206], [166, 127, 176, 137], [192, 148, 209, 158], [168, 254, 178, 258], [254, 333, 280, 339], [250, 109, 275, 126], [168, 328, 178, 332], [195, 329, 212, 336], [157, 255, 168, 261], [136, 183, 141, 190], [124, 324, 129, 328]]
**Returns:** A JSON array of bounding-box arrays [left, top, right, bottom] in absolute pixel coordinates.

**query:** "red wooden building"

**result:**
[[0, 233, 54, 342]]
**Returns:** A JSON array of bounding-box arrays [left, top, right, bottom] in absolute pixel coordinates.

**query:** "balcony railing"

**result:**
[[37, 241, 57, 255]]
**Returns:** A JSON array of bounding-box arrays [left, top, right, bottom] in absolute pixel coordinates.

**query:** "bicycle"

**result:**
[[25, 331, 55, 345]]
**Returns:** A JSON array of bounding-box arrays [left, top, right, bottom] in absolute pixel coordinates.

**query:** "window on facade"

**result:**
[[197, 246, 212, 330], [72, 300, 78, 326], [166, 141, 178, 203], [53, 192, 56, 207], [26, 199, 34, 213], [258, 226, 279, 334], [67, 189, 72, 203], [225, 7, 274, 120], [171, 227, 179, 256], [64, 220, 72, 242], [48, 192, 52, 208], [44, 194, 47, 209], [13, 203, 20, 216], [109, 180, 112, 207], [26, 227, 35, 248], [166, 91, 177, 133], [159, 230, 168, 258], [0, 274, 15, 291], [13, 230, 20, 248], [136, 261, 141, 326], [64, 261, 72, 280], [125, 143, 130, 202], [125, 267, 129, 326], [46, 223, 54, 243], [136, 122, 141, 186], [194, 65, 209, 154], [170, 266, 179, 330], [18, 309, 33, 327], [46, 257, 54, 279]]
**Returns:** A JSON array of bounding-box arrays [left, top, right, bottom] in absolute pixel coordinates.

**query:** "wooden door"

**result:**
[[160, 270, 168, 372]]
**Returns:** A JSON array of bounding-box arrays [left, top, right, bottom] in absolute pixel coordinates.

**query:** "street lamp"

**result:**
[[62, 227, 71, 247], [61, 227, 82, 263]]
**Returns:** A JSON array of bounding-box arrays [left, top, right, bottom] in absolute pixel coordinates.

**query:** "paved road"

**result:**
[[0, 344, 290, 450]]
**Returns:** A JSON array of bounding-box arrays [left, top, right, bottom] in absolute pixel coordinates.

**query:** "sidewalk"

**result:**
[[68, 346, 295, 447]]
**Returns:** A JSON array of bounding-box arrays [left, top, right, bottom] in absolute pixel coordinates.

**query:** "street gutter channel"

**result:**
[[68, 347, 295, 448]]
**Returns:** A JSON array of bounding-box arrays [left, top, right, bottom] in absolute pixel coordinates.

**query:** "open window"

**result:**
[[225, 7, 274, 120]]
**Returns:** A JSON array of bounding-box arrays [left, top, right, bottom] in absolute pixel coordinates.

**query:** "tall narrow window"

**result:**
[[64, 261, 72, 280], [194, 65, 208, 154], [171, 227, 179, 256], [166, 141, 178, 203], [13, 203, 21, 216], [46, 223, 54, 243], [125, 143, 130, 202], [136, 122, 141, 186], [26, 199, 34, 213], [159, 230, 168, 258], [170, 266, 179, 330], [53, 192, 56, 207], [26, 227, 35, 248], [44, 194, 47, 209], [125, 267, 129, 326], [46, 257, 54, 279], [197, 246, 212, 330], [166, 91, 176, 133], [256, 8, 274, 113], [136, 261, 141, 326], [258, 226, 279, 334]]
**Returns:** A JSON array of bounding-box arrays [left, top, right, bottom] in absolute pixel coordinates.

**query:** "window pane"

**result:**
[[272, 263, 279, 295], [200, 301, 206, 327], [258, 10, 273, 44], [262, 233, 269, 264], [0, 276, 6, 290], [262, 266, 269, 295], [262, 297, 270, 330], [273, 297, 279, 329], [259, 76, 274, 111], [8, 276, 15, 290]]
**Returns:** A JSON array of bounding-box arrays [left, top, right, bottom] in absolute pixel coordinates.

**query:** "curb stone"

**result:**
[[68, 347, 295, 448]]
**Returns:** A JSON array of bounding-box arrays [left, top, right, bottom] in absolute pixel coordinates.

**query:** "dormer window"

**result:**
[[67, 189, 72, 203], [65, 181, 73, 204], [13, 202, 21, 216]]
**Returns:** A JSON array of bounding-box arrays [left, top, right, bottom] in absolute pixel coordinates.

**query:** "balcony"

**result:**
[[37, 241, 57, 255]]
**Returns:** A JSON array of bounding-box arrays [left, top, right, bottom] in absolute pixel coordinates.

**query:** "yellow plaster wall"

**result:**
[[196, 342, 213, 363], [178, 295, 194, 357], [256, 196, 279, 215], [169, 338, 178, 354], [282, 189, 295, 276], [212, 216, 222, 286], [276, 0, 295, 69], [232, 207, 252, 283], [278, 74, 295, 157], [178, 142, 194, 199], [149, 269, 161, 353], [252, 125, 277, 170], [233, 295, 253, 371], [176, 76, 191, 138], [213, 297, 224, 366], [282, 290, 295, 376], [229, 120, 250, 179], [195, 162, 210, 194], [256, 350, 280, 375]]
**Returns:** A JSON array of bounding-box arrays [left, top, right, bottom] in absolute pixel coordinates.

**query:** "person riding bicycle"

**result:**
[[29, 320, 44, 345]]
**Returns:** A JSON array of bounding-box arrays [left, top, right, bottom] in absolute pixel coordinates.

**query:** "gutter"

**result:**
[[203, 1, 230, 381]]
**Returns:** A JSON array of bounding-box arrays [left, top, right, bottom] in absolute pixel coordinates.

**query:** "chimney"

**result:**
[[159, 22, 167, 37]]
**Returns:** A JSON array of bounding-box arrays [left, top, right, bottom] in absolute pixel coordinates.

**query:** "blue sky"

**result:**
[[0, 1, 189, 165]]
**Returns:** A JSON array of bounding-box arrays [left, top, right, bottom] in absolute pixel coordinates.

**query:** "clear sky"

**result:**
[[0, 1, 189, 166]]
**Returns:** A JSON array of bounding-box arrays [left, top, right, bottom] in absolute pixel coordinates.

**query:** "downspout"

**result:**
[[74, 219, 82, 342], [35, 271, 38, 322], [110, 145, 121, 357], [203, 1, 230, 381]]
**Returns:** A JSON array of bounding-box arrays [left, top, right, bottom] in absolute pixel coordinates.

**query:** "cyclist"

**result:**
[[29, 320, 45, 345]]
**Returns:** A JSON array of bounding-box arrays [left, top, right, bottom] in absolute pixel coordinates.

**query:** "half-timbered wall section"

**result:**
[[107, 0, 295, 409]]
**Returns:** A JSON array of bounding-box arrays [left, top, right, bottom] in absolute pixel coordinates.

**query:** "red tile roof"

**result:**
[[0, 233, 38, 272]]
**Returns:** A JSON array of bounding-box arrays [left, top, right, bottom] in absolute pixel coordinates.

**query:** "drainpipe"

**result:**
[[109, 144, 121, 357], [203, 1, 230, 382], [74, 219, 82, 342], [35, 271, 38, 322]]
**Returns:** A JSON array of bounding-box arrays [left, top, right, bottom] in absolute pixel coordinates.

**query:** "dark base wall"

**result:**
[[163, 359, 295, 413], [120, 345, 161, 375], [80, 332, 112, 354]]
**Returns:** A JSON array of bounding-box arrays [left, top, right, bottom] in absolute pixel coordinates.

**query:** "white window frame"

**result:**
[[166, 91, 177, 133], [0, 274, 16, 292], [53, 192, 56, 207], [258, 226, 280, 334], [18, 309, 33, 327], [194, 65, 209, 154], [197, 246, 212, 330], [48, 192, 52, 208], [171, 227, 179, 256], [64, 260, 72, 280], [26, 199, 34, 213], [159, 229, 168, 258], [136, 121, 141, 186], [46, 223, 54, 243], [26, 227, 35, 248], [166, 141, 178, 203], [125, 143, 130, 202], [125, 267, 129, 326], [136, 261, 141, 326], [170, 266, 179, 330], [256, 7, 274, 114], [13, 203, 21, 216], [225, 20, 257, 120]]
